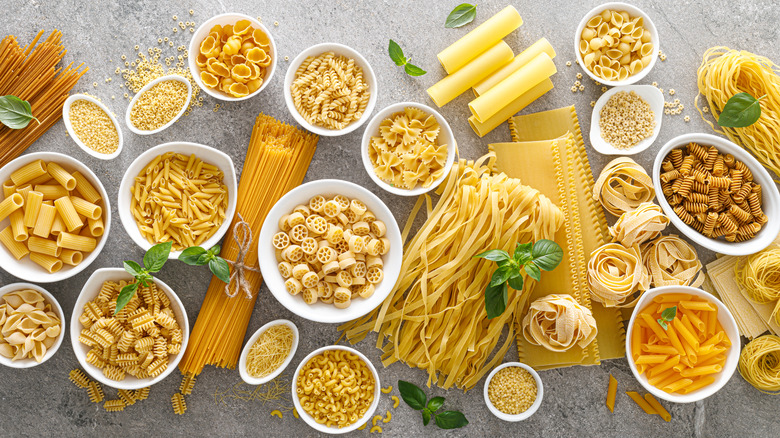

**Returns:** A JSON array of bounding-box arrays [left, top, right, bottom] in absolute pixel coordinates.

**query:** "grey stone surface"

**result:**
[[1, 0, 778, 437]]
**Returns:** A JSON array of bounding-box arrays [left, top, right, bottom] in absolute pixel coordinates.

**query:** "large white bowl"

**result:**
[[653, 133, 780, 256], [69, 268, 190, 390], [257, 179, 402, 324], [0, 152, 111, 282], [483, 362, 544, 421], [125, 74, 192, 135], [574, 2, 659, 87], [626, 286, 740, 403], [117, 142, 238, 259], [590, 85, 663, 155], [62, 94, 123, 160], [291, 345, 380, 434], [238, 319, 299, 386], [284, 43, 378, 137], [0, 283, 64, 369], [188, 13, 277, 102], [361, 102, 456, 196]]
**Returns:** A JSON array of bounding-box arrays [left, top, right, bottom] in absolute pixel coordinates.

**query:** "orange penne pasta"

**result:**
[[680, 300, 716, 311], [626, 391, 656, 415]]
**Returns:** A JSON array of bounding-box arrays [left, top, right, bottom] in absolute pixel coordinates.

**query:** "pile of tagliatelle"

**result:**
[[340, 151, 563, 390]]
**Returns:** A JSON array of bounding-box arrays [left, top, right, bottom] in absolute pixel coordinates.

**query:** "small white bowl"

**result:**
[[69, 267, 190, 390], [361, 102, 456, 196], [590, 85, 663, 155], [626, 286, 740, 403], [653, 133, 780, 256], [62, 94, 123, 160], [257, 179, 402, 324], [0, 152, 111, 283], [125, 74, 192, 135], [238, 319, 299, 386], [574, 2, 659, 87], [188, 13, 277, 102], [292, 345, 380, 434], [0, 283, 64, 369], [284, 43, 378, 137], [117, 141, 238, 259], [484, 362, 544, 421]]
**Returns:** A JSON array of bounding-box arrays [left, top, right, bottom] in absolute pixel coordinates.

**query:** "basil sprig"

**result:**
[[717, 92, 765, 128], [445, 3, 477, 28], [0, 95, 39, 129], [179, 244, 231, 283], [475, 240, 563, 319], [657, 306, 677, 331], [398, 380, 468, 429], [116, 241, 173, 314], [388, 40, 427, 77]]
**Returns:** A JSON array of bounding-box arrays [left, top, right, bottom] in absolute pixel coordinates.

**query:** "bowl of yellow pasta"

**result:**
[[283, 42, 378, 136], [292, 345, 380, 434], [188, 13, 276, 101], [626, 285, 739, 403], [361, 102, 456, 196], [117, 142, 238, 259], [0, 152, 111, 283], [0, 283, 64, 369], [69, 267, 190, 390], [574, 2, 659, 86]]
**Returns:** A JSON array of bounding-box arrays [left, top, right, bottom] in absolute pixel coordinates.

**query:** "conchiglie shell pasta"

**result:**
[[579, 8, 653, 81]]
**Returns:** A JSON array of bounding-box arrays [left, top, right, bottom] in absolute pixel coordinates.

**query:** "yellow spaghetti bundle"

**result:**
[[735, 246, 780, 304], [179, 114, 317, 376], [696, 47, 780, 176], [340, 151, 563, 390], [739, 335, 780, 394]]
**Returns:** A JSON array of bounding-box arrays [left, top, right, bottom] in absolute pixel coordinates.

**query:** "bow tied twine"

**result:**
[[223, 213, 262, 299]]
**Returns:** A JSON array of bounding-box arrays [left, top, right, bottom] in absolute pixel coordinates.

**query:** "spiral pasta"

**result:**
[[587, 242, 649, 307], [735, 246, 780, 304], [593, 157, 655, 216], [739, 335, 780, 394], [609, 202, 669, 247], [521, 294, 598, 352], [641, 235, 704, 287]]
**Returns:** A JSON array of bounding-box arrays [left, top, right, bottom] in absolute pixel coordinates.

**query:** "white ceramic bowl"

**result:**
[[284, 43, 378, 136], [258, 179, 402, 324], [188, 13, 277, 102], [483, 362, 544, 421], [0, 152, 111, 282], [69, 268, 190, 390], [292, 345, 380, 434], [626, 286, 740, 403], [361, 102, 456, 196], [0, 283, 64, 369], [574, 2, 659, 87], [117, 141, 238, 259], [62, 94, 123, 160], [590, 85, 663, 155], [653, 133, 780, 256], [238, 319, 299, 386], [125, 75, 192, 135]]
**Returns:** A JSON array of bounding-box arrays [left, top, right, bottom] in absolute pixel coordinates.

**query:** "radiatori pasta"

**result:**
[[579, 9, 654, 82], [296, 349, 375, 428], [196, 19, 272, 97], [129, 152, 229, 251], [0, 289, 61, 362], [290, 52, 370, 130], [273, 194, 388, 308], [368, 107, 448, 190], [0, 159, 104, 273]]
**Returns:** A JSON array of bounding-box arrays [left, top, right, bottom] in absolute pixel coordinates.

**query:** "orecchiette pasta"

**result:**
[[0, 289, 61, 362]]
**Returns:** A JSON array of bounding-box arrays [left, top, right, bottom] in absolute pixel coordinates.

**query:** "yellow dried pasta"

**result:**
[[521, 294, 598, 352], [579, 9, 654, 81], [0, 289, 61, 362], [641, 235, 704, 287], [587, 242, 649, 308], [609, 202, 669, 247], [594, 157, 655, 216]]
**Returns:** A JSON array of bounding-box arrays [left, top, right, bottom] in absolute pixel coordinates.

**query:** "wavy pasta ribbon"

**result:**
[[587, 242, 649, 308], [593, 157, 655, 216], [641, 235, 703, 288], [609, 202, 669, 247], [521, 294, 598, 352]]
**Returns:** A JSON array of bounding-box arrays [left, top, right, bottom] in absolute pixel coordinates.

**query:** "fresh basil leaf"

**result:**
[[485, 282, 508, 319], [489, 267, 513, 287], [123, 260, 143, 277], [657, 318, 668, 331], [388, 39, 406, 66], [0, 95, 39, 129], [209, 257, 231, 283], [404, 63, 427, 76], [398, 380, 427, 411], [434, 410, 469, 429], [445, 3, 477, 28], [475, 249, 510, 263], [208, 244, 221, 257], [524, 263, 541, 282], [197, 252, 213, 265], [422, 409, 432, 426], [115, 283, 139, 315], [661, 306, 677, 322], [179, 246, 207, 265], [427, 396, 445, 413], [532, 239, 563, 271], [507, 274, 524, 291], [514, 242, 533, 264], [143, 241, 172, 272], [717, 92, 763, 128]]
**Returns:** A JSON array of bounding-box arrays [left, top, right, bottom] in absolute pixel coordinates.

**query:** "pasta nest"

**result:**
[[521, 294, 598, 352], [609, 202, 669, 247], [593, 157, 655, 216], [641, 235, 703, 288], [735, 245, 780, 304], [587, 242, 649, 307]]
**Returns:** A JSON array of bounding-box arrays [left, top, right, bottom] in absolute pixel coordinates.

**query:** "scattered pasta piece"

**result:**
[[370, 426, 383, 434], [626, 391, 656, 415], [522, 294, 598, 352], [180, 374, 196, 395], [391, 396, 400, 409], [118, 389, 136, 406], [104, 399, 126, 412], [87, 381, 104, 403], [357, 422, 368, 431], [69, 369, 91, 388], [380, 385, 393, 394], [293, 408, 299, 419], [172, 392, 187, 415], [270, 409, 283, 419], [372, 415, 383, 426], [383, 410, 392, 423], [606, 374, 617, 413], [134, 387, 151, 400], [644, 394, 671, 421]]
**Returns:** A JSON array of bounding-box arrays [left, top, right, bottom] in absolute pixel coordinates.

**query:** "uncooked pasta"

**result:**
[[735, 246, 780, 304], [641, 235, 704, 288], [587, 242, 649, 308], [245, 324, 293, 378], [521, 294, 598, 352], [593, 157, 655, 216], [739, 335, 780, 394], [609, 202, 669, 247]]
